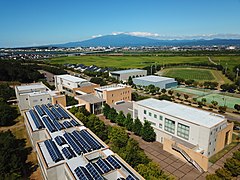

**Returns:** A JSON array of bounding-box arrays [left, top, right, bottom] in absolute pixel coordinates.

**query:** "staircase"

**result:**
[[172, 143, 203, 173]]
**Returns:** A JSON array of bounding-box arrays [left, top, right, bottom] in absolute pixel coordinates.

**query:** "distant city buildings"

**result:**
[[133, 98, 233, 171], [133, 75, 178, 89]]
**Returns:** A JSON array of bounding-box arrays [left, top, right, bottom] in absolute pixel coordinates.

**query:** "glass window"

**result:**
[[159, 124, 162, 129], [154, 114, 157, 118], [164, 118, 175, 134], [149, 121, 156, 126], [159, 115, 163, 120], [177, 123, 190, 140], [144, 110, 147, 114], [149, 112, 152, 116]]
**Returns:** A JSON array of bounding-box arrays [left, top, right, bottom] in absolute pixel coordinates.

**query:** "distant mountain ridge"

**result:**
[[55, 34, 240, 47]]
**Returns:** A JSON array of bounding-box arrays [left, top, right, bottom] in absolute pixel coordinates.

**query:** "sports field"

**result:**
[[49, 55, 209, 68], [197, 93, 240, 109], [174, 87, 210, 96]]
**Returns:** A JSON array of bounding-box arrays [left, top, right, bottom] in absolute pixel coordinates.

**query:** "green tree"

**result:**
[[116, 111, 126, 126], [69, 106, 79, 115], [232, 150, 240, 161], [211, 100, 218, 108], [108, 127, 129, 151], [124, 113, 133, 131], [0, 101, 18, 126], [141, 121, 156, 142], [128, 76, 133, 85], [136, 162, 170, 180], [66, 95, 78, 106], [108, 107, 118, 123], [219, 106, 227, 113], [168, 90, 174, 96], [224, 158, 240, 177], [103, 103, 111, 117], [161, 88, 166, 94], [176, 92, 181, 99], [215, 168, 232, 180], [184, 94, 189, 101], [133, 118, 143, 136], [74, 112, 87, 124], [234, 104, 240, 112], [0, 83, 15, 101]]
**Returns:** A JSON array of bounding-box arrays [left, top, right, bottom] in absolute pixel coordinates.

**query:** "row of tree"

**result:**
[[103, 104, 156, 142], [69, 106, 171, 179], [206, 148, 240, 179]]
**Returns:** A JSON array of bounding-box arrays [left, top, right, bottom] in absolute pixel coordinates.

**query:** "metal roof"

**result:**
[[77, 94, 105, 104], [136, 98, 226, 128], [56, 74, 88, 83], [17, 83, 48, 91], [133, 75, 175, 82], [111, 69, 146, 75]]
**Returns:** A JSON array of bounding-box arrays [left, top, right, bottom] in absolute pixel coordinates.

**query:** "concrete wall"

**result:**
[[133, 78, 177, 89], [52, 95, 66, 107], [110, 70, 147, 82], [73, 83, 100, 95]]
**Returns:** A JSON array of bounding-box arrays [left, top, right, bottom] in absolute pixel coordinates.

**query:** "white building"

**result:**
[[24, 103, 143, 180], [109, 69, 147, 82], [133, 98, 233, 171], [15, 83, 66, 111], [55, 74, 95, 94], [133, 75, 177, 89]]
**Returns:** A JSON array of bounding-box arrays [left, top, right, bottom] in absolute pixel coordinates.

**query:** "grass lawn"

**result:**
[[163, 68, 215, 81], [49, 55, 209, 68], [211, 56, 240, 71], [174, 87, 210, 96]]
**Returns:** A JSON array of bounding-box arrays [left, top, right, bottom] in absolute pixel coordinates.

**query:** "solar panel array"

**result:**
[[28, 104, 80, 132], [74, 155, 138, 180], [44, 139, 64, 162]]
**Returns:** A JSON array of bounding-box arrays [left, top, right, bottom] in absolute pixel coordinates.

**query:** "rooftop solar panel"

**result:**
[[86, 163, 104, 180], [44, 139, 63, 162], [96, 158, 111, 174], [29, 109, 44, 129]]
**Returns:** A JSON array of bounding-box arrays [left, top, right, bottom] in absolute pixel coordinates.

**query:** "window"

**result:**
[[159, 124, 162, 129], [159, 115, 163, 120], [148, 121, 156, 126], [112, 94, 114, 97], [164, 118, 175, 134], [26, 98, 28, 100], [177, 123, 190, 140], [40, 99, 42, 101], [154, 114, 157, 118], [149, 112, 152, 117], [144, 110, 147, 114]]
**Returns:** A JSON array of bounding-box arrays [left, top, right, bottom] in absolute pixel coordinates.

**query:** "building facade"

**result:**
[[110, 69, 147, 82], [133, 75, 177, 89], [94, 84, 132, 105], [15, 83, 66, 111], [133, 98, 233, 171]]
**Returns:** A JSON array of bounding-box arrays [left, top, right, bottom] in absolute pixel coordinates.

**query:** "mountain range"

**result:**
[[54, 34, 240, 47]]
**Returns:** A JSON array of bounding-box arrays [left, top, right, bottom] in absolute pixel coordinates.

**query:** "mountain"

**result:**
[[55, 34, 240, 47]]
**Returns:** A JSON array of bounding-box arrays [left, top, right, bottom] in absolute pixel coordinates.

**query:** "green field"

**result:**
[[49, 55, 209, 68], [197, 93, 240, 109], [174, 87, 210, 96], [163, 68, 215, 81], [211, 56, 240, 71]]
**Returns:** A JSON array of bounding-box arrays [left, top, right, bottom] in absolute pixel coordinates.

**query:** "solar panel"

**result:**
[[63, 132, 84, 155], [62, 121, 73, 128], [29, 109, 44, 129], [51, 106, 64, 120], [34, 105, 45, 116], [57, 106, 70, 119], [86, 163, 104, 180], [72, 131, 92, 152], [126, 175, 136, 180], [42, 117, 57, 133], [70, 119, 80, 126], [62, 147, 73, 159], [55, 136, 66, 146], [80, 130, 102, 150], [106, 155, 121, 169], [96, 158, 111, 174], [41, 104, 57, 121], [52, 120, 64, 130], [93, 163, 104, 175], [117, 178, 125, 180], [44, 139, 63, 162], [74, 167, 92, 180]]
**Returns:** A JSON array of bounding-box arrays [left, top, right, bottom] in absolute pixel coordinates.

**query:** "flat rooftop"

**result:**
[[133, 75, 175, 82], [56, 74, 88, 83], [136, 98, 226, 128], [95, 84, 129, 92], [111, 69, 146, 75], [77, 94, 105, 104], [16, 83, 48, 92]]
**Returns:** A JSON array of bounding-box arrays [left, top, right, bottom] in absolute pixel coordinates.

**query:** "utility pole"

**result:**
[[236, 68, 239, 79], [225, 63, 228, 74]]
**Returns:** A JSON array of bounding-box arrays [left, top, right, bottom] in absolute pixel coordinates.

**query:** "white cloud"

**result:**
[[91, 34, 103, 38], [125, 32, 160, 37]]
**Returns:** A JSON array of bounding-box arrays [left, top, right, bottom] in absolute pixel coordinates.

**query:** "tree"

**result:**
[[108, 126, 129, 151], [161, 89, 166, 94], [176, 92, 181, 99], [192, 98, 197, 104], [183, 94, 189, 101], [88, 115, 108, 141], [133, 118, 143, 136], [115, 111, 126, 126], [0, 131, 32, 178], [215, 168, 232, 180], [219, 106, 227, 113], [90, 77, 107, 86], [103, 103, 111, 117], [234, 104, 240, 112], [0, 101, 18, 126], [0, 83, 15, 102], [141, 121, 156, 142], [201, 98, 207, 105], [136, 162, 170, 180], [224, 158, 240, 177], [108, 107, 118, 122], [74, 112, 87, 124], [128, 76, 133, 85], [66, 95, 78, 106], [185, 79, 195, 86], [211, 100, 218, 108], [168, 90, 174, 96], [124, 113, 133, 131]]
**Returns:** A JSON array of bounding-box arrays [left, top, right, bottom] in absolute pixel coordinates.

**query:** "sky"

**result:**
[[0, 0, 240, 47]]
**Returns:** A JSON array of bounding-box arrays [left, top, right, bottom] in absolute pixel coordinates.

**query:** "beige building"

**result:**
[[24, 103, 143, 180], [94, 84, 132, 105], [15, 82, 66, 112], [133, 98, 233, 172]]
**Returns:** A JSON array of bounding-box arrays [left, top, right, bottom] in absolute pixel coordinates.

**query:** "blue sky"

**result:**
[[1, 0, 240, 47]]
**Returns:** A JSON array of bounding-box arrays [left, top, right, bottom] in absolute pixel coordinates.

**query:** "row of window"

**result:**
[[144, 110, 163, 120]]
